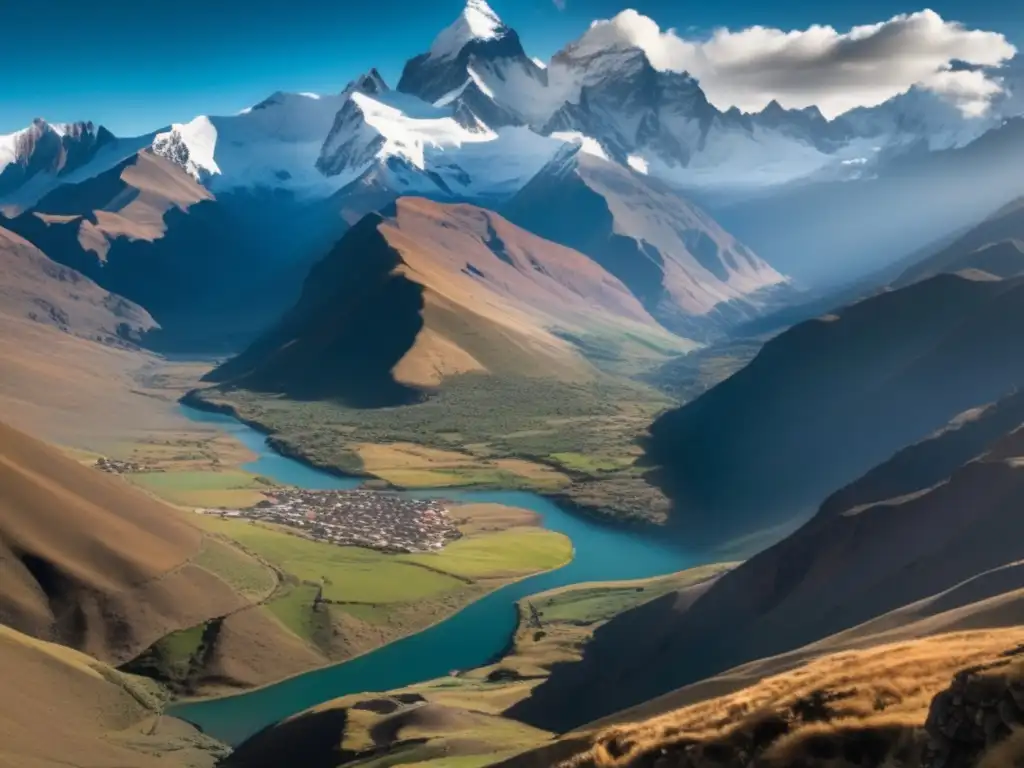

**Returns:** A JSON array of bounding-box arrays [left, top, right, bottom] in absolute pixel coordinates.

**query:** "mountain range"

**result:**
[[3, 0, 1023, 348]]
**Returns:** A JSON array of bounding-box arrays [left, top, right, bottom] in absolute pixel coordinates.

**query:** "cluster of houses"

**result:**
[[202, 489, 462, 553], [94, 456, 152, 474]]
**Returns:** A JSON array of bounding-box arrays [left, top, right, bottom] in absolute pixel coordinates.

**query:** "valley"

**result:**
[[4, 1, 1024, 768]]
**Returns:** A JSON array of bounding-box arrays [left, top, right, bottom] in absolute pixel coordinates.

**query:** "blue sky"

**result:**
[[1, 0, 1020, 135]]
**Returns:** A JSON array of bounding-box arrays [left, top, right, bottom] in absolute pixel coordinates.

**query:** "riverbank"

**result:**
[[168, 405, 704, 746], [181, 387, 671, 527]]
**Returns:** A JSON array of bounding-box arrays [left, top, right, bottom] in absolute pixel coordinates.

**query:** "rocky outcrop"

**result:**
[[924, 647, 1024, 768]]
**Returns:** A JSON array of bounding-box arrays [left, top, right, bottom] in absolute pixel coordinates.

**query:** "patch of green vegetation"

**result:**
[[194, 518, 465, 603], [193, 537, 277, 600], [400, 529, 572, 579], [335, 602, 392, 625], [129, 470, 263, 492], [548, 452, 634, 474], [264, 585, 324, 644], [154, 624, 206, 666], [643, 337, 763, 403], [528, 564, 736, 626], [196, 373, 675, 523]]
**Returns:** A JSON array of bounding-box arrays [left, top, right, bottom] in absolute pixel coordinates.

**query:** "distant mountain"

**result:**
[[643, 270, 1024, 546], [3, 150, 354, 351], [502, 145, 789, 340], [205, 196, 690, 406], [3, 0, 1022, 344], [707, 118, 1024, 286], [893, 196, 1024, 287], [0, 119, 154, 214], [396, 0, 552, 127], [0, 223, 155, 345]]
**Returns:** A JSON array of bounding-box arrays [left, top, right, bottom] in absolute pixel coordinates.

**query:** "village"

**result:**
[[200, 489, 462, 553]]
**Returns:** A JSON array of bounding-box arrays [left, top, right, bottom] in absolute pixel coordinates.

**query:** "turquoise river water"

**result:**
[[170, 404, 701, 745]]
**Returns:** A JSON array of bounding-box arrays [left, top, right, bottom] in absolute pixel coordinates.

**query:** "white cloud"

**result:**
[[552, 0, 566, 9], [581, 8, 1017, 118]]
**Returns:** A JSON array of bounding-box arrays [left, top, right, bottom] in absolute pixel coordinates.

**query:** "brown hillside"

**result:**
[[18, 149, 212, 261], [499, 631, 1024, 768], [207, 197, 688, 406], [0, 623, 225, 768], [0, 420, 246, 664], [0, 224, 156, 344], [513, 388, 1024, 732]]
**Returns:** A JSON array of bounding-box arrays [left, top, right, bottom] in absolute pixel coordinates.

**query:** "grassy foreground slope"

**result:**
[[500, 630, 1024, 768], [0, 623, 226, 768]]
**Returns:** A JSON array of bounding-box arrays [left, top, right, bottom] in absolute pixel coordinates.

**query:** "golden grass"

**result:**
[[558, 628, 1024, 768], [353, 442, 570, 490]]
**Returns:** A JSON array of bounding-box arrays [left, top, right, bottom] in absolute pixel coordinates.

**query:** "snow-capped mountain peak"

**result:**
[[429, 0, 506, 60]]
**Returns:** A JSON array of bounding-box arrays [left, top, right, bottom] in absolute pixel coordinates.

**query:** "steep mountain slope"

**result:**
[[397, 0, 553, 127], [0, 623, 226, 768], [0, 420, 248, 664], [644, 271, 1024, 545], [502, 146, 788, 340], [894, 196, 1024, 287], [205, 196, 689, 406], [510, 388, 1024, 733], [0, 224, 156, 345], [0, 119, 158, 214]]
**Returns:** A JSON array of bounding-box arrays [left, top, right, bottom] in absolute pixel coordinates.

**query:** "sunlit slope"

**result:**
[[207, 196, 691, 406]]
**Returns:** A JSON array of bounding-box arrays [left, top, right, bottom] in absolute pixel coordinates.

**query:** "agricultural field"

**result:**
[[129, 470, 272, 508]]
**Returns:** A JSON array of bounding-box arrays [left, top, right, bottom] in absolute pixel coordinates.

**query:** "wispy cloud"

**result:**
[[552, 0, 566, 10]]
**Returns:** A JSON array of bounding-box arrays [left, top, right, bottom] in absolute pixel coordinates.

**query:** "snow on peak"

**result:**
[[153, 116, 220, 180], [429, 0, 506, 59]]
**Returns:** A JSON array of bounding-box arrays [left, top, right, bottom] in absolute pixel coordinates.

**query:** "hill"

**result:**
[[0, 622, 226, 768], [206, 196, 691, 407], [502, 147, 789, 341], [643, 271, 1024, 546], [0, 420, 248, 664], [500, 632, 1024, 768], [509, 387, 1024, 733], [0, 223, 156, 345]]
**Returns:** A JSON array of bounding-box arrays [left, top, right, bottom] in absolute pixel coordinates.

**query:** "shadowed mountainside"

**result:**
[[205, 196, 691, 407], [509, 387, 1024, 733], [2, 151, 351, 352], [894, 197, 1024, 288], [643, 271, 1024, 546], [0, 420, 248, 665]]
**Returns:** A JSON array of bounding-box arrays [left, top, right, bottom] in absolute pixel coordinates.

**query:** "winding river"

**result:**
[[170, 405, 701, 745]]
